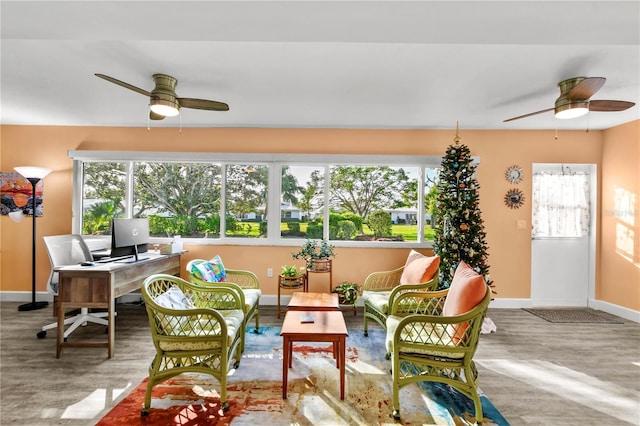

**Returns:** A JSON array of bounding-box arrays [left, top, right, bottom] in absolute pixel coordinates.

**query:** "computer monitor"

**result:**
[[110, 218, 149, 261]]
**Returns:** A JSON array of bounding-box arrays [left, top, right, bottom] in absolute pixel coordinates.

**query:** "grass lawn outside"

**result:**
[[227, 221, 435, 241]]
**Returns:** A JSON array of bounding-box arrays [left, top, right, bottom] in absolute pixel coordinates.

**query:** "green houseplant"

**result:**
[[291, 239, 337, 271], [280, 265, 306, 288], [332, 281, 360, 306], [280, 265, 304, 277]]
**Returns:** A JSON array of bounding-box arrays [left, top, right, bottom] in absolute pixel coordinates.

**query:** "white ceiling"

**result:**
[[1, 1, 638, 131]]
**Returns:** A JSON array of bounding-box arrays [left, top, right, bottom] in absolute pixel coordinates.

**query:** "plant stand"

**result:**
[[277, 274, 307, 319], [338, 302, 357, 316], [307, 258, 332, 292]]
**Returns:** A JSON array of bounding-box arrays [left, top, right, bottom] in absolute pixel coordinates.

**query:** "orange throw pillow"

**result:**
[[443, 261, 487, 343], [399, 250, 440, 284]]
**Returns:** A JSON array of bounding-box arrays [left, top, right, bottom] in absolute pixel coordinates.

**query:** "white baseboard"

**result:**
[[3, 292, 638, 323]]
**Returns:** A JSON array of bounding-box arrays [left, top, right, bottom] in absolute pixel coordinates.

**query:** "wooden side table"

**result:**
[[277, 274, 307, 318], [280, 310, 348, 400], [288, 292, 339, 311]]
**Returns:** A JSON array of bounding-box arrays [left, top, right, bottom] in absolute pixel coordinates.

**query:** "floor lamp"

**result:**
[[14, 166, 52, 312]]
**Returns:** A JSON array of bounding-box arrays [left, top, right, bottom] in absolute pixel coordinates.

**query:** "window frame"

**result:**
[[69, 150, 449, 248]]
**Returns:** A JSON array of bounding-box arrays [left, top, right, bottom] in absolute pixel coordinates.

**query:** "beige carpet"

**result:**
[[522, 308, 624, 324]]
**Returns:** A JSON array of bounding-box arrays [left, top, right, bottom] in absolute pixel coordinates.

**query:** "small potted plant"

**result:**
[[292, 239, 336, 271], [280, 265, 306, 288], [332, 281, 360, 306]]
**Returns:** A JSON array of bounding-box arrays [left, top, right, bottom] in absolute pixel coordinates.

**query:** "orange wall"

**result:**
[[0, 123, 635, 309], [600, 121, 640, 309]]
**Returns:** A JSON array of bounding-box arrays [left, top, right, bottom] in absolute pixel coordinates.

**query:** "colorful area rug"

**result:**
[[97, 326, 508, 425], [522, 308, 624, 324]]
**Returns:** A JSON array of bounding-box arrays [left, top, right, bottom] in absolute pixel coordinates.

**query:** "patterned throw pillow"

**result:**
[[190, 256, 227, 283], [208, 255, 227, 282]]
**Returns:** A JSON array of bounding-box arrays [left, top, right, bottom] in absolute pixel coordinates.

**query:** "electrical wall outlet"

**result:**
[[267, 268, 273, 277]]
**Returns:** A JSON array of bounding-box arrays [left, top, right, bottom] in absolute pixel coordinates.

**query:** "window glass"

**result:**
[[281, 165, 325, 239], [73, 153, 446, 246], [134, 162, 222, 238], [81, 162, 126, 235], [424, 167, 440, 241], [328, 165, 418, 241], [225, 164, 268, 238]]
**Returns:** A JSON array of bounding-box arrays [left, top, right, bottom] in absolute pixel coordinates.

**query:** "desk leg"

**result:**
[[282, 336, 289, 399], [56, 303, 64, 359], [339, 336, 345, 400], [107, 296, 115, 359]]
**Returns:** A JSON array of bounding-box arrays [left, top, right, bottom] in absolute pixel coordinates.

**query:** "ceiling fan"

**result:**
[[95, 73, 229, 120], [504, 77, 635, 122]]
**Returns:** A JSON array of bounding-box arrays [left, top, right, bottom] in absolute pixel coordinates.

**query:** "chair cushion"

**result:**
[[400, 250, 440, 284], [158, 309, 244, 351], [362, 290, 393, 314], [385, 315, 465, 359], [242, 288, 261, 312], [190, 255, 227, 283]]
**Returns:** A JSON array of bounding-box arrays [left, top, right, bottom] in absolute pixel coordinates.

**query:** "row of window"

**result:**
[[70, 151, 443, 246]]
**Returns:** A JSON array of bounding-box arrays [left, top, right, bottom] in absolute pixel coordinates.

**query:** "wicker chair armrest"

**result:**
[[149, 306, 229, 338], [225, 269, 260, 290], [188, 284, 243, 311], [389, 288, 449, 316], [387, 270, 440, 308], [393, 288, 491, 350], [363, 266, 404, 291], [188, 275, 246, 308]]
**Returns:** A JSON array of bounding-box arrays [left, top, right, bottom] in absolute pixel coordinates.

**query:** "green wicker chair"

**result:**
[[362, 266, 439, 337], [140, 274, 244, 415], [186, 259, 261, 339], [385, 286, 491, 424]]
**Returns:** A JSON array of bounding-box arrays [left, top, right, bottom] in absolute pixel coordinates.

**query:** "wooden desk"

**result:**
[[55, 253, 181, 358], [280, 310, 348, 400]]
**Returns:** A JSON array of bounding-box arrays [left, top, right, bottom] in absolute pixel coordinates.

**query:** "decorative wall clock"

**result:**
[[504, 188, 525, 209], [505, 165, 523, 184]]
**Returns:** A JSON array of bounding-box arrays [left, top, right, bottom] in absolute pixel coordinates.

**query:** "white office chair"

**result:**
[[38, 235, 109, 339]]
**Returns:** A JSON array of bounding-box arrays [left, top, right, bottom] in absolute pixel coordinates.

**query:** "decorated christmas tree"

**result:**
[[433, 127, 492, 290]]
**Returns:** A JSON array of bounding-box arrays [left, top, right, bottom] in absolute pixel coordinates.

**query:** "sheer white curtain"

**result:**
[[532, 170, 590, 238]]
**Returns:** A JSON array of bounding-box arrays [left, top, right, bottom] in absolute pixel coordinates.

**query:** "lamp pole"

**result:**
[[14, 166, 51, 312]]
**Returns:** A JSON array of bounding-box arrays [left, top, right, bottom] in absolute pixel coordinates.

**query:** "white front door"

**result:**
[[530, 164, 596, 307]]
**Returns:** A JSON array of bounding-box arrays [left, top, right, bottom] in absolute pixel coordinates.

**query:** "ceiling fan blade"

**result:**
[[567, 77, 606, 100], [149, 111, 166, 120], [95, 73, 152, 97], [589, 100, 635, 112], [178, 97, 229, 111], [503, 107, 554, 122]]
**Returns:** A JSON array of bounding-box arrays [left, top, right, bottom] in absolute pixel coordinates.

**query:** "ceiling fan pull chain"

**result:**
[[586, 113, 590, 133], [554, 120, 558, 140]]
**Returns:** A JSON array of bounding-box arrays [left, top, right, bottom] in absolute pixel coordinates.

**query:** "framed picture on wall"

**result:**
[[1, 171, 46, 217]]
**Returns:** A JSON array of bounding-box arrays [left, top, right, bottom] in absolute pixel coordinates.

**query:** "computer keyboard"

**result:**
[[95, 255, 134, 263]]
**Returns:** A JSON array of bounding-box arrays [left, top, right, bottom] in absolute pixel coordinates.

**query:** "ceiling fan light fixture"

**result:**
[[554, 101, 589, 119], [149, 98, 180, 117]]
